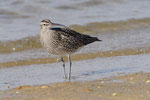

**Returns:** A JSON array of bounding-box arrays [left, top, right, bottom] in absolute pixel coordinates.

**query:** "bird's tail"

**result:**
[[94, 37, 102, 41], [83, 36, 102, 45]]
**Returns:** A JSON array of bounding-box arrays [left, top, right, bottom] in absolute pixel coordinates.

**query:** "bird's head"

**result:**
[[40, 19, 52, 30], [40, 19, 67, 30]]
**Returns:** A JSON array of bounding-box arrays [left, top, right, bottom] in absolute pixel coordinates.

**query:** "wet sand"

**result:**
[[1, 0, 150, 99], [0, 48, 148, 68], [1, 72, 150, 100]]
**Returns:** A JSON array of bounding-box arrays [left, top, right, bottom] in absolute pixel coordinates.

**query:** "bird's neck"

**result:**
[[40, 28, 51, 36], [40, 28, 53, 39]]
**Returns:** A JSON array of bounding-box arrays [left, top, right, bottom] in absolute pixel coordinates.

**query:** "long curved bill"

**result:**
[[51, 23, 67, 28]]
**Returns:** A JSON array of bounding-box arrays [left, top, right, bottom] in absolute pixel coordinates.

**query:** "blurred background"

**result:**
[[1, 0, 150, 90], [1, 0, 150, 41]]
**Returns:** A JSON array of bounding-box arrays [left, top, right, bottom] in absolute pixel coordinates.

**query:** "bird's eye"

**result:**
[[43, 24, 46, 26]]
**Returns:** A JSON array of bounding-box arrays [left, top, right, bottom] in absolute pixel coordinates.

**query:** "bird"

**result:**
[[40, 19, 102, 80]]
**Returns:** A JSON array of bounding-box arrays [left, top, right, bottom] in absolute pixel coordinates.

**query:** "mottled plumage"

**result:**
[[51, 27, 101, 46], [40, 19, 101, 79]]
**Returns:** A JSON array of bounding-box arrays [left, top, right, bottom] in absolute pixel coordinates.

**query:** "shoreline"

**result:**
[[1, 72, 150, 100]]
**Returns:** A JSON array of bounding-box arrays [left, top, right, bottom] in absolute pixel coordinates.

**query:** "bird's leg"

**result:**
[[60, 57, 67, 79], [68, 55, 72, 80]]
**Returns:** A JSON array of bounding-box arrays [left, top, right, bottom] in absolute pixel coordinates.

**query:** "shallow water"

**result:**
[[1, 0, 150, 91], [1, 53, 150, 90], [0, 0, 150, 41]]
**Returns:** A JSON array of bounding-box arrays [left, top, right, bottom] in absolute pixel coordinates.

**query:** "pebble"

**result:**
[[4, 96, 8, 98], [97, 86, 101, 88], [112, 93, 117, 96], [41, 86, 48, 89], [146, 80, 150, 84], [139, 49, 143, 52], [12, 48, 16, 51], [84, 89, 92, 92], [130, 77, 133, 80], [25, 39, 28, 41], [5, 86, 9, 88], [16, 85, 31, 90], [16, 91, 19, 94], [101, 81, 104, 84]]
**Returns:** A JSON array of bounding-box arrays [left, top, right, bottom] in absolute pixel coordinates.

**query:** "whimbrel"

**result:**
[[40, 19, 101, 80]]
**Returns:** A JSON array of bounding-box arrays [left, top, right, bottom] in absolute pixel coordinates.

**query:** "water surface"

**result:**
[[0, 0, 150, 91]]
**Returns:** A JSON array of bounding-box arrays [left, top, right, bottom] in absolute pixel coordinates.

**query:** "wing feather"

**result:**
[[50, 28, 101, 50]]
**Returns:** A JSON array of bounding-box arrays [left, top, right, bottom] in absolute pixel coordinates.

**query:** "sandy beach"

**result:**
[[1, 0, 150, 100], [1, 72, 150, 100]]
